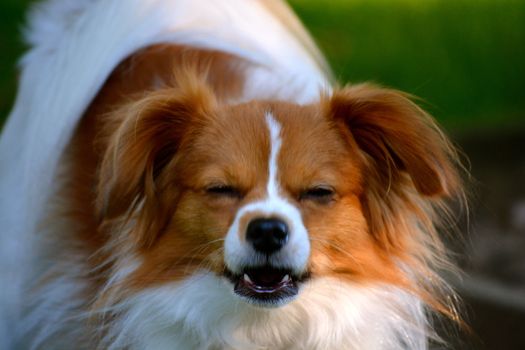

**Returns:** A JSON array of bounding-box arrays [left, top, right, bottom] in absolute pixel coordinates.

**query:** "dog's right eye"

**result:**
[[205, 185, 241, 198], [299, 185, 336, 204]]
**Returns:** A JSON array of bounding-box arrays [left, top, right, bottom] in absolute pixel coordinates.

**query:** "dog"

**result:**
[[0, 0, 463, 348]]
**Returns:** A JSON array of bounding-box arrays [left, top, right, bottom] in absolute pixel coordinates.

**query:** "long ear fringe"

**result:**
[[326, 83, 468, 327], [96, 71, 217, 248]]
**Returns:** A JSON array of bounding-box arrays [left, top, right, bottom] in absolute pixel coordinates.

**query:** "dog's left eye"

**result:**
[[300, 186, 336, 203], [206, 184, 241, 198]]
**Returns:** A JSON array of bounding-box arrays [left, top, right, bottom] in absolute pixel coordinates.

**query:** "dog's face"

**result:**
[[98, 79, 458, 308], [157, 102, 368, 307]]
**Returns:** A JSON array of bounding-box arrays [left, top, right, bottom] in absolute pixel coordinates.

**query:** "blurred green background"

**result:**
[[288, 0, 525, 131], [1, 0, 524, 132], [0, 0, 27, 122]]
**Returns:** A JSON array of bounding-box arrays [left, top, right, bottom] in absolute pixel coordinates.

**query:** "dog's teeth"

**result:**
[[281, 274, 290, 283], [243, 274, 253, 283]]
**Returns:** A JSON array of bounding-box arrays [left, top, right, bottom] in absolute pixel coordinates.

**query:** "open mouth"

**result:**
[[224, 266, 309, 306]]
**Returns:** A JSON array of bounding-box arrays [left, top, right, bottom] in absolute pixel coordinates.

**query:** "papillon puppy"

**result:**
[[0, 0, 463, 349]]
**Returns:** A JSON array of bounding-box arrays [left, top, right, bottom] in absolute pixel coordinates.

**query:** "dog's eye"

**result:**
[[206, 184, 241, 198], [300, 186, 335, 203]]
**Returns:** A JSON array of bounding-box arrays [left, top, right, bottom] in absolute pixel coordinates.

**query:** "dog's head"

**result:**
[[97, 74, 460, 311]]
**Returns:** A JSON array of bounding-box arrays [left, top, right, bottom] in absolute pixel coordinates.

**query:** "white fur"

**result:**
[[224, 113, 310, 277], [102, 273, 428, 349], [265, 112, 283, 199]]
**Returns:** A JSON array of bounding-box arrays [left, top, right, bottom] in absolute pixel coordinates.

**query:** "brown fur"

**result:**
[[59, 44, 462, 324], [60, 44, 249, 294]]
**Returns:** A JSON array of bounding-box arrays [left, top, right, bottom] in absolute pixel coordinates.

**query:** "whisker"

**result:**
[[309, 237, 365, 274]]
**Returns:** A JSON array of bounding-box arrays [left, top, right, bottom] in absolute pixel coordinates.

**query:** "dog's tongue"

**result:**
[[250, 268, 284, 286], [233, 266, 298, 300]]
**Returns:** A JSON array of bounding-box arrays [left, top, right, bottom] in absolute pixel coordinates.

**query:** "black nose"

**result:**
[[246, 218, 289, 254]]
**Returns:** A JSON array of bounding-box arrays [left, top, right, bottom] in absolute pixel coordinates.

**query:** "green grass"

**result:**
[[1, 0, 524, 132]]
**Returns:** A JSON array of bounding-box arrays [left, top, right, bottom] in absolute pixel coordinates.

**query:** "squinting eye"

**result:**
[[206, 185, 241, 198], [300, 186, 336, 203]]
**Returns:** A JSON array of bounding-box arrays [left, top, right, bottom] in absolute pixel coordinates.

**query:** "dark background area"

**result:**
[[1, 0, 524, 348]]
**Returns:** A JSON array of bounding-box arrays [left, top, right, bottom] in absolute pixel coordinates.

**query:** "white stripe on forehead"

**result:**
[[265, 112, 282, 198], [224, 111, 310, 275]]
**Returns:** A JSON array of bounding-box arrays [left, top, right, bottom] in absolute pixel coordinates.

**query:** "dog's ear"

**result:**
[[327, 84, 461, 245], [97, 76, 216, 248], [328, 84, 459, 197]]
